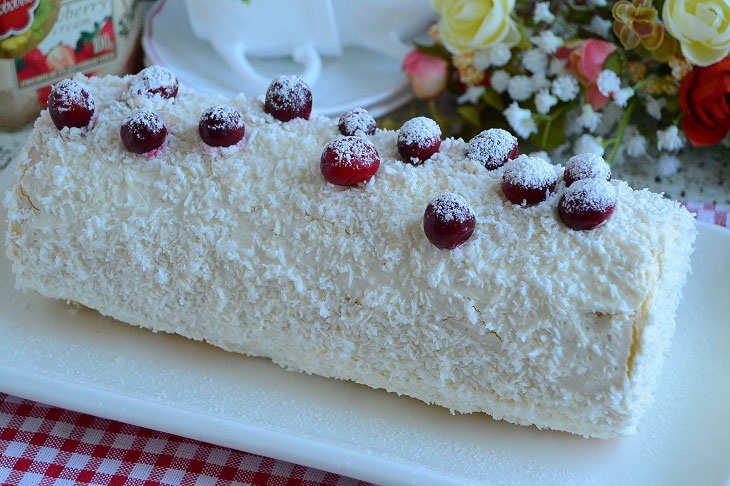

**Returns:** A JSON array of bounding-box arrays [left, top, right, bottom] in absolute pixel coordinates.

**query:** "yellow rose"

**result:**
[[663, 0, 730, 66], [433, 0, 520, 54]]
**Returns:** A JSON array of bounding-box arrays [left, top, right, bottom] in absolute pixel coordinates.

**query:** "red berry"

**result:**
[[502, 155, 558, 206], [564, 153, 611, 187], [320, 137, 380, 186], [199, 105, 245, 147], [120, 110, 167, 155], [398, 117, 441, 164], [264, 75, 312, 121], [338, 107, 376, 136], [466, 128, 518, 170], [423, 193, 476, 250], [129, 66, 178, 99], [559, 179, 617, 230], [48, 79, 95, 130]]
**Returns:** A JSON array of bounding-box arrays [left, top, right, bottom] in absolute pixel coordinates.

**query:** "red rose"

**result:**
[[679, 58, 730, 146]]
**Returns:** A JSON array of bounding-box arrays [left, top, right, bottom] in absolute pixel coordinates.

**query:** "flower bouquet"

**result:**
[[402, 0, 730, 171]]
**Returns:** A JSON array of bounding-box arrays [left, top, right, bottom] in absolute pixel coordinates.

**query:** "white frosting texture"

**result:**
[[5, 74, 697, 438]]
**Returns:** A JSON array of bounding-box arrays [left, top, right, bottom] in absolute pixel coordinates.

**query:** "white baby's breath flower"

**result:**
[[588, 16, 612, 38], [457, 85, 486, 104], [489, 44, 512, 67], [529, 151, 552, 163], [657, 125, 685, 152], [508, 75, 534, 101], [574, 134, 605, 156], [522, 48, 548, 74], [533, 1, 555, 23], [624, 125, 647, 157], [490, 70, 511, 93], [576, 104, 602, 133], [643, 94, 666, 120], [657, 153, 681, 176], [548, 57, 567, 77], [552, 74, 579, 101], [597, 70, 620, 97], [531, 30, 564, 54], [534, 89, 558, 114], [472, 49, 491, 71], [596, 103, 622, 136], [613, 87, 635, 107], [531, 73, 551, 91], [504, 102, 538, 139]]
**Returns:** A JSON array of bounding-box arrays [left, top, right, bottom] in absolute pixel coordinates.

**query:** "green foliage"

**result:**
[[481, 88, 505, 112], [603, 52, 624, 75], [414, 42, 451, 60], [456, 105, 481, 128]]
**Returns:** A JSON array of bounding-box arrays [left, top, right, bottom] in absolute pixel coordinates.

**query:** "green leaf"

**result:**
[[530, 106, 569, 150], [603, 52, 623, 75], [457, 105, 481, 127], [516, 23, 533, 50], [76, 22, 101, 52], [665, 96, 680, 114], [414, 42, 451, 60], [480, 88, 505, 112]]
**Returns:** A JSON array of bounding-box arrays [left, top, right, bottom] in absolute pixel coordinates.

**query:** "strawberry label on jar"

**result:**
[[13, 0, 116, 90], [0, 0, 141, 129], [0, 0, 41, 40]]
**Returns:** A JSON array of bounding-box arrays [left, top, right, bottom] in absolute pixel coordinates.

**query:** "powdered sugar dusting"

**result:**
[[325, 136, 379, 168], [466, 129, 517, 169], [398, 117, 441, 147], [565, 153, 611, 183], [125, 110, 164, 135], [51, 79, 94, 113], [338, 107, 376, 136], [128, 66, 178, 99], [430, 193, 474, 223], [561, 179, 618, 212], [266, 75, 309, 111], [503, 154, 558, 189], [201, 105, 244, 131]]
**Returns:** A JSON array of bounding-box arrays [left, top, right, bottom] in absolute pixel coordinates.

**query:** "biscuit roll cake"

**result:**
[[5, 72, 696, 438]]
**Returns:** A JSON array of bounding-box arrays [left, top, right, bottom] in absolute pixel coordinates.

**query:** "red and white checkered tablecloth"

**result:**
[[1, 204, 728, 486], [0, 393, 373, 486]]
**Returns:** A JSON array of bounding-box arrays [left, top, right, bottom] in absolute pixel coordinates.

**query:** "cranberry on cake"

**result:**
[[6, 72, 696, 439]]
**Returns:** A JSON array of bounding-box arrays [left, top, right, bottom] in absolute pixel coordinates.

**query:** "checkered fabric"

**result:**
[[683, 202, 729, 228], [1, 205, 727, 486], [0, 393, 373, 486]]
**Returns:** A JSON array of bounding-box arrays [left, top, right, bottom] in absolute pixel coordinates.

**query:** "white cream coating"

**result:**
[[5, 74, 696, 438]]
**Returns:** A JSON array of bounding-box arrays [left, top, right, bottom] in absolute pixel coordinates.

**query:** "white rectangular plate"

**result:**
[[1, 165, 729, 485]]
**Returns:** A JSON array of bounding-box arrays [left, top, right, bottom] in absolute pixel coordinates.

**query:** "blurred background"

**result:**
[[0, 0, 727, 206]]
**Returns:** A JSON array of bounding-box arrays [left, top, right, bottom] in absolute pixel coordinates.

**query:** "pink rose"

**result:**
[[556, 39, 616, 110], [402, 49, 449, 100]]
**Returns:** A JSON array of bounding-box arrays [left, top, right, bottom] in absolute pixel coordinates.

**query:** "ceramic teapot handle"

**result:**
[[211, 39, 322, 93]]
